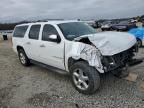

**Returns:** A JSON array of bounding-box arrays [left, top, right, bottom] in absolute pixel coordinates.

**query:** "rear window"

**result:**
[[13, 26, 28, 38]]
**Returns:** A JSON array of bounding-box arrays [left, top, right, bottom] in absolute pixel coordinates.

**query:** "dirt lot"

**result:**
[[0, 39, 144, 108]]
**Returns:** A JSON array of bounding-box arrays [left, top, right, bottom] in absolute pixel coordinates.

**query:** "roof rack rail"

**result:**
[[28, 19, 79, 23], [32, 19, 65, 23]]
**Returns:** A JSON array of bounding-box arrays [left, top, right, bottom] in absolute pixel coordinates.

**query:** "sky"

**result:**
[[0, 0, 144, 23]]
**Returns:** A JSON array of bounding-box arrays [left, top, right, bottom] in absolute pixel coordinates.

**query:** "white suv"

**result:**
[[12, 21, 140, 94]]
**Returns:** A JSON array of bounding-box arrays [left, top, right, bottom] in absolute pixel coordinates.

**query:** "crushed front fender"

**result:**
[[70, 42, 104, 73]]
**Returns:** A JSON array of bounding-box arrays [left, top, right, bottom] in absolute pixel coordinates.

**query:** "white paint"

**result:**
[[12, 21, 137, 74]]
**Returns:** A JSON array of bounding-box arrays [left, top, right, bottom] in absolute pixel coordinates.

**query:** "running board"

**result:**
[[30, 59, 69, 75]]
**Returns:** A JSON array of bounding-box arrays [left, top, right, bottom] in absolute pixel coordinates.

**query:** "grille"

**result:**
[[102, 45, 136, 72]]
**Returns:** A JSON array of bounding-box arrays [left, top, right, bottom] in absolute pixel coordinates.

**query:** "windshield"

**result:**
[[58, 22, 96, 40]]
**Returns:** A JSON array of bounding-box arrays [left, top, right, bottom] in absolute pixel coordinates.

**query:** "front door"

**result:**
[[38, 24, 65, 70]]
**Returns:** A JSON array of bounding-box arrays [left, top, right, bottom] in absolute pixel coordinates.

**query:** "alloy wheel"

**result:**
[[19, 52, 26, 64], [72, 68, 89, 90]]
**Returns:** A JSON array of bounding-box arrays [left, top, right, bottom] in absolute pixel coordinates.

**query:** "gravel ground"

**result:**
[[0, 40, 144, 108]]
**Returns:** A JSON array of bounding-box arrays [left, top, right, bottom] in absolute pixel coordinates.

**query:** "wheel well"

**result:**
[[136, 37, 142, 41], [17, 46, 24, 52], [136, 38, 142, 44], [68, 57, 88, 70], [136, 38, 142, 46]]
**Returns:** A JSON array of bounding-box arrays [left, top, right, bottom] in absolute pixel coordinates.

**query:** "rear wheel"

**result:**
[[70, 61, 100, 94], [137, 38, 142, 47], [18, 49, 30, 66]]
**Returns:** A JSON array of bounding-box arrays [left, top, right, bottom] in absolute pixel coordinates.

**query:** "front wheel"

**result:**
[[70, 61, 100, 94]]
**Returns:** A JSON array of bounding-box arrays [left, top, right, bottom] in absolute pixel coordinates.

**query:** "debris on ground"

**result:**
[[124, 73, 138, 82]]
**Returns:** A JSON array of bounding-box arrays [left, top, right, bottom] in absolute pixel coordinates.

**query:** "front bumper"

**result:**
[[102, 44, 142, 72]]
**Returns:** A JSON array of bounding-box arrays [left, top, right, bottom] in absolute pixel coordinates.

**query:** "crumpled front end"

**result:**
[[88, 31, 137, 56], [70, 31, 141, 73], [70, 42, 139, 73], [101, 44, 139, 72], [70, 42, 104, 73]]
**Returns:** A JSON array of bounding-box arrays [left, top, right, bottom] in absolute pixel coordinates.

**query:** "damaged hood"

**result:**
[[75, 31, 136, 56]]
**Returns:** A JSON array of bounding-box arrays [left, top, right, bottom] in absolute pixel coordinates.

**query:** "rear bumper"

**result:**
[[12, 46, 18, 54]]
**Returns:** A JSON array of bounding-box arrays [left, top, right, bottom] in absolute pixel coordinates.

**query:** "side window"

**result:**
[[13, 26, 28, 38], [29, 25, 41, 40], [42, 24, 59, 41]]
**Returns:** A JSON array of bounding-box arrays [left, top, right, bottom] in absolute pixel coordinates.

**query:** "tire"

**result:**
[[18, 49, 30, 66], [70, 61, 100, 94], [137, 38, 142, 47]]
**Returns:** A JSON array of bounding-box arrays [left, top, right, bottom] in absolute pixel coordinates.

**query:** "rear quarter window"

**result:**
[[13, 26, 28, 38]]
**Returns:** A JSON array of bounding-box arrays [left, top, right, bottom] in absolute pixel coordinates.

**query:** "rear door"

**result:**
[[24, 24, 41, 61], [38, 24, 65, 70]]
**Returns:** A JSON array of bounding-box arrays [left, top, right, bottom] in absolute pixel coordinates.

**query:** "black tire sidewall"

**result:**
[[18, 49, 30, 66], [70, 61, 100, 94], [137, 39, 142, 47]]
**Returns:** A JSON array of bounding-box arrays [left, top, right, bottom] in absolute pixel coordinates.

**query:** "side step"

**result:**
[[30, 59, 69, 75]]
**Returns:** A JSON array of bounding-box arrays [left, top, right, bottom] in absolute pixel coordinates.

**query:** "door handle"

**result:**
[[26, 42, 31, 45], [40, 44, 46, 47]]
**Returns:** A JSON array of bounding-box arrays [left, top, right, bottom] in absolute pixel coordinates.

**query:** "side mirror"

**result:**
[[49, 34, 61, 43]]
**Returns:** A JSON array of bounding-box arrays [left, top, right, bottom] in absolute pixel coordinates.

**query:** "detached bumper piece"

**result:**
[[128, 59, 143, 66]]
